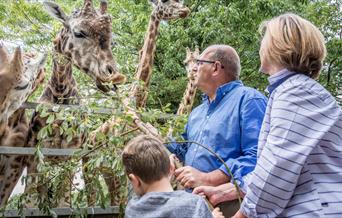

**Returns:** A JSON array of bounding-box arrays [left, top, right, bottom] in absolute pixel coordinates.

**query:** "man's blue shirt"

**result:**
[[167, 80, 267, 187]]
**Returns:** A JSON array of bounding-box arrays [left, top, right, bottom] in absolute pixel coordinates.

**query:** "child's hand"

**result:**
[[212, 207, 225, 218], [169, 154, 179, 175]]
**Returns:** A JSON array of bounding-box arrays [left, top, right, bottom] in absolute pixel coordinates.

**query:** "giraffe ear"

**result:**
[[185, 47, 191, 56], [150, 0, 159, 6], [43, 1, 69, 25], [9, 47, 23, 77], [0, 44, 9, 68], [99, 0, 108, 14], [194, 47, 200, 57]]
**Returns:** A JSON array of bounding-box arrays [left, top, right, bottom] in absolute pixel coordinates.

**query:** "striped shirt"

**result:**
[[241, 69, 342, 217]]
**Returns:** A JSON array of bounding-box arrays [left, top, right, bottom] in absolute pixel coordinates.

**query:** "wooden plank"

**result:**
[[0, 147, 81, 156], [22, 102, 114, 115], [2, 206, 120, 218]]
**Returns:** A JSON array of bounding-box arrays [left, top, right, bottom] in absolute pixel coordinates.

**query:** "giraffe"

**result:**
[[24, 0, 126, 208], [130, 0, 190, 108], [167, 47, 199, 138], [88, 0, 190, 206], [95, 0, 190, 138], [0, 45, 46, 208], [176, 47, 199, 115]]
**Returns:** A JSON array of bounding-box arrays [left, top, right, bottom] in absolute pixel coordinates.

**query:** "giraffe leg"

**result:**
[[23, 156, 40, 208], [103, 171, 123, 206], [82, 156, 97, 206], [56, 170, 73, 208]]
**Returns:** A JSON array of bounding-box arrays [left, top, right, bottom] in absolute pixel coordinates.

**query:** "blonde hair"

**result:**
[[259, 13, 326, 79]]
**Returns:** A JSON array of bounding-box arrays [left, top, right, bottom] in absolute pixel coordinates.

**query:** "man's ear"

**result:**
[[212, 61, 222, 77]]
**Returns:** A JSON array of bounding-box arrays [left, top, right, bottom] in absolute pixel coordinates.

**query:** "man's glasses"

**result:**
[[195, 59, 224, 68]]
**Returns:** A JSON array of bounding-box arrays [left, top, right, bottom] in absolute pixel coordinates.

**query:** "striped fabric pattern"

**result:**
[[241, 70, 342, 217]]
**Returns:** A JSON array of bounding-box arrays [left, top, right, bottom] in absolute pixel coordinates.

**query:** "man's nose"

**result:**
[[192, 64, 198, 72]]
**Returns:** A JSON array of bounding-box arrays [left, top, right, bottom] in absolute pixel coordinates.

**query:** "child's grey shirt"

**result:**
[[125, 190, 213, 218]]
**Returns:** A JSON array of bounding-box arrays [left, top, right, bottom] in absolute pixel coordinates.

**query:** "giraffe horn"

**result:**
[[81, 0, 95, 16], [194, 46, 200, 57], [99, 0, 108, 14], [0, 43, 9, 67], [9, 47, 23, 76]]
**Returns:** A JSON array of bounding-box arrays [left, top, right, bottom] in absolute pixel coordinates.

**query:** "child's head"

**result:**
[[122, 135, 171, 195]]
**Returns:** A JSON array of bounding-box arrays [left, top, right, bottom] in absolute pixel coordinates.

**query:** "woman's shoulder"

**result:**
[[276, 74, 334, 104]]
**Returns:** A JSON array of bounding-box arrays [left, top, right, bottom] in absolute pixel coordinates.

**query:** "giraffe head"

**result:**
[[150, 0, 190, 20], [184, 47, 199, 80], [0, 45, 46, 121], [0, 45, 22, 108], [44, 0, 126, 92]]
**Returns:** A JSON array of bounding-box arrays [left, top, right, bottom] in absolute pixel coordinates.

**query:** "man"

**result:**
[[167, 45, 267, 217]]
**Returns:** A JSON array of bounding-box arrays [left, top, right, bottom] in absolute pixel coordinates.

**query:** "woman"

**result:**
[[230, 13, 342, 217]]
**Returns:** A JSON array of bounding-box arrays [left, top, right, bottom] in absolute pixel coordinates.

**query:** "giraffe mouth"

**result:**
[[96, 80, 118, 93], [179, 8, 190, 18]]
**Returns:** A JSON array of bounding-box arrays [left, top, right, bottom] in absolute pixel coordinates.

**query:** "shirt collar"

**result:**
[[202, 80, 243, 104], [266, 69, 295, 94]]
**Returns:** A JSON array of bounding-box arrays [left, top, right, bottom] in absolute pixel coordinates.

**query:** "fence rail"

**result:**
[[0, 147, 81, 156], [22, 102, 114, 115], [21, 101, 175, 120], [2, 206, 120, 218]]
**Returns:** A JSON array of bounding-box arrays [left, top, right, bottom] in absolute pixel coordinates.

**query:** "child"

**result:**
[[122, 135, 223, 218]]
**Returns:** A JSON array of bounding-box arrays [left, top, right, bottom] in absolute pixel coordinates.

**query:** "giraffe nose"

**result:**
[[107, 65, 114, 74]]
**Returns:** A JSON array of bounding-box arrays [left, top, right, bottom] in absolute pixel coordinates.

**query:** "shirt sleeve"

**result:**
[[166, 124, 189, 162], [193, 196, 214, 218], [219, 97, 267, 187], [241, 85, 336, 217]]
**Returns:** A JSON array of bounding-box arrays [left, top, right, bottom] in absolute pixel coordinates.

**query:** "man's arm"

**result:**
[[219, 97, 266, 188], [165, 125, 190, 162], [174, 167, 229, 188]]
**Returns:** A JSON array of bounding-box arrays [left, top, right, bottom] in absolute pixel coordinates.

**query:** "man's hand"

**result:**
[[193, 183, 244, 206], [174, 166, 208, 188]]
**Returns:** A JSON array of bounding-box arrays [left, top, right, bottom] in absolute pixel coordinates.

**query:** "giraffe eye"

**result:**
[[74, 31, 87, 38]]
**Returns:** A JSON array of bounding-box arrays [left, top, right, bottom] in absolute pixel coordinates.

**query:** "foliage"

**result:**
[[0, 0, 341, 214], [0, 0, 341, 108]]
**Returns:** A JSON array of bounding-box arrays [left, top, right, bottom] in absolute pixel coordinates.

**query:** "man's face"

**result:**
[[192, 51, 214, 90]]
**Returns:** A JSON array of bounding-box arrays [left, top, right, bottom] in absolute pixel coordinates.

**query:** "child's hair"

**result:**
[[122, 135, 170, 184]]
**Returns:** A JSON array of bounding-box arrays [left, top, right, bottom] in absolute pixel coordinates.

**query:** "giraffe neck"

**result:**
[[177, 77, 197, 115], [40, 31, 78, 105], [0, 120, 8, 144], [132, 12, 160, 108]]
